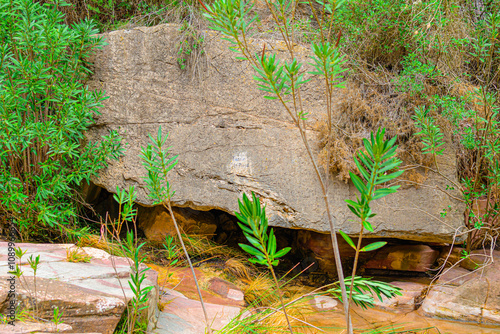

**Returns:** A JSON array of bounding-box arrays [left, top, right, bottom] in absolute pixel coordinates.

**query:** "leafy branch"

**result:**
[[139, 126, 212, 334], [339, 128, 403, 311], [201, 0, 354, 330], [236, 192, 294, 333]]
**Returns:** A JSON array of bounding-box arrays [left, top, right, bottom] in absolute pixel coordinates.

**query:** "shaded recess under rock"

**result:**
[[85, 183, 452, 279]]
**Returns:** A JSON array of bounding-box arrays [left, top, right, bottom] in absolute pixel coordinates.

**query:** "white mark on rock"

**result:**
[[227, 289, 244, 301], [95, 298, 120, 313], [230, 152, 252, 176]]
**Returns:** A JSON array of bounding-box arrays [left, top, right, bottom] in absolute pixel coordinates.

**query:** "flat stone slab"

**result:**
[[0, 322, 73, 333], [156, 290, 242, 333], [154, 312, 197, 334], [0, 242, 159, 334], [438, 266, 475, 286], [207, 277, 244, 304], [421, 253, 500, 324]]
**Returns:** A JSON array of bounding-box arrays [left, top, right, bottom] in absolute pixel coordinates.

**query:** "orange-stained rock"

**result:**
[[436, 246, 464, 267], [297, 230, 387, 275], [208, 277, 244, 304], [137, 205, 217, 242], [364, 245, 439, 272]]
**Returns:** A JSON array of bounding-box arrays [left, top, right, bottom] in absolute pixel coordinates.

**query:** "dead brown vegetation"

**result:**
[[315, 67, 435, 182]]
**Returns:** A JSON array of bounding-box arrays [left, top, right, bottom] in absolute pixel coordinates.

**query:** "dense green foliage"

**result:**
[[0, 0, 122, 239]]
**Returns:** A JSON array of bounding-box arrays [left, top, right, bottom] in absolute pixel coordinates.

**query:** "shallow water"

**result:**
[[153, 265, 500, 333]]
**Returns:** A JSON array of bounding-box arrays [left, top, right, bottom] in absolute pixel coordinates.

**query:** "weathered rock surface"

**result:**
[[421, 253, 500, 324], [297, 230, 396, 274], [156, 289, 242, 334], [309, 294, 339, 311], [88, 23, 463, 243], [0, 322, 74, 333], [0, 243, 159, 333], [438, 266, 474, 286], [154, 267, 247, 333]]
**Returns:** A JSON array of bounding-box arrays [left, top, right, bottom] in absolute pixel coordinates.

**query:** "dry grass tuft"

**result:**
[[77, 234, 123, 256], [219, 280, 320, 333], [182, 233, 245, 260], [224, 258, 254, 281], [316, 72, 429, 182], [66, 247, 93, 263], [243, 273, 278, 306]]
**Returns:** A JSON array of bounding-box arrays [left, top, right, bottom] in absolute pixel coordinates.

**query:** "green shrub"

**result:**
[[0, 0, 122, 239]]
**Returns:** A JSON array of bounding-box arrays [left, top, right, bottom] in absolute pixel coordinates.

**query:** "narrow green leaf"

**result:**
[[362, 220, 374, 232], [372, 188, 397, 200], [274, 247, 291, 258], [239, 243, 265, 258], [350, 173, 366, 192], [339, 230, 356, 250], [360, 241, 387, 252]]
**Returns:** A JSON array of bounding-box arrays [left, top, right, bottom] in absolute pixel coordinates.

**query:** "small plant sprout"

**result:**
[[412, 106, 445, 172], [140, 126, 212, 333], [235, 192, 294, 333], [27, 255, 41, 317], [110, 186, 138, 241], [122, 231, 154, 332], [163, 235, 180, 266], [52, 306, 63, 331], [15, 247, 27, 267]]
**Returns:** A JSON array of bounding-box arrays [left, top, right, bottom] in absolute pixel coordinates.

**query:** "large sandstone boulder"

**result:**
[[88, 24, 463, 243]]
